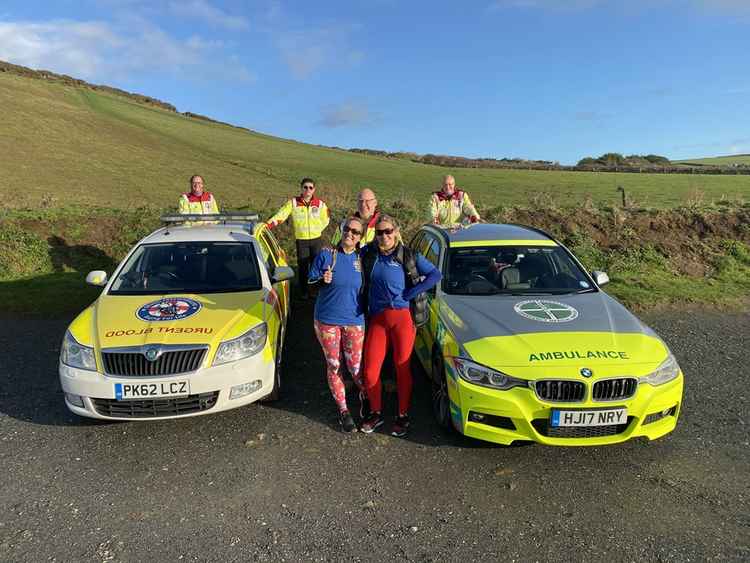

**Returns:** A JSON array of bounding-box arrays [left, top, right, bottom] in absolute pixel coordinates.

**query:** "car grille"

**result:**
[[534, 380, 585, 402], [592, 378, 638, 401], [91, 392, 219, 418], [532, 417, 632, 438], [102, 348, 207, 377]]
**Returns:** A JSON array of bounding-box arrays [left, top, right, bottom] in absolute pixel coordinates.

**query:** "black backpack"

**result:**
[[361, 242, 429, 327]]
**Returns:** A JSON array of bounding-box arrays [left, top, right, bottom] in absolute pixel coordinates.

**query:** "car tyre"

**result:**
[[431, 349, 453, 432], [261, 329, 283, 402]]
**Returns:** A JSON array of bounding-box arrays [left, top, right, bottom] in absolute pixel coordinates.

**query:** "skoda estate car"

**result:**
[[409, 223, 683, 446], [59, 214, 293, 420]]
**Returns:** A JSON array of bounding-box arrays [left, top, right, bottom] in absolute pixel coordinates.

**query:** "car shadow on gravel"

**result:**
[[0, 316, 123, 427], [268, 297, 515, 449]]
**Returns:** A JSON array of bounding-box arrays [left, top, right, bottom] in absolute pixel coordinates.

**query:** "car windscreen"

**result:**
[[444, 245, 594, 296], [109, 242, 262, 295]]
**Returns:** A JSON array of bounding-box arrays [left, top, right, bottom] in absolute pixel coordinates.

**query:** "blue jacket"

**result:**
[[308, 247, 365, 326]]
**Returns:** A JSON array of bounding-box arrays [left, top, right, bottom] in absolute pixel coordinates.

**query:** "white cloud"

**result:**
[[318, 101, 378, 128], [0, 18, 253, 83], [167, 0, 249, 30], [276, 24, 364, 80], [693, 0, 750, 15], [488, 0, 602, 11]]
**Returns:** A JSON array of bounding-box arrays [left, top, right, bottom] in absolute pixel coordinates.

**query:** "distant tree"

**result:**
[[645, 154, 670, 164], [599, 153, 625, 165], [577, 157, 598, 166]]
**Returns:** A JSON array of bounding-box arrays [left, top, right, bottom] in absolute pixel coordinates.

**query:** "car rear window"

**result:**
[[109, 242, 262, 295]]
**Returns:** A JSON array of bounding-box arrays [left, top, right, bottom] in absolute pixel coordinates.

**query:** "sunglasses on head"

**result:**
[[375, 227, 395, 236], [343, 226, 363, 236]]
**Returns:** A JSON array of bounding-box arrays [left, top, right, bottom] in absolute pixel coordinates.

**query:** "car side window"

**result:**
[[410, 232, 424, 254], [262, 229, 284, 265], [257, 233, 276, 272], [424, 238, 440, 268]]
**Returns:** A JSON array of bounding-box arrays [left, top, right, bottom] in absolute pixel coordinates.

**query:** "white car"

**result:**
[[59, 214, 293, 420]]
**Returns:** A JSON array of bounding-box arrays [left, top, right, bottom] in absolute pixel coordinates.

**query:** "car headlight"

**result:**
[[60, 331, 97, 371], [640, 354, 681, 386], [452, 357, 528, 391], [214, 323, 268, 366]]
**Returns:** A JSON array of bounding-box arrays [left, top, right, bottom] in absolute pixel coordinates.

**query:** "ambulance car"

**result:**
[[410, 223, 683, 446], [59, 214, 292, 420]]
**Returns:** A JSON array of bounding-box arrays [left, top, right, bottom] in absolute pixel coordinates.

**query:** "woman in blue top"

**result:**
[[308, 216, 366, 433], [359, 214, 442, 437]]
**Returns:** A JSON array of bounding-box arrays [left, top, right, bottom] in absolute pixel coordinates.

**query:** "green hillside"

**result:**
[[1, 72, 748, 211], [675, 155, 750, 166]]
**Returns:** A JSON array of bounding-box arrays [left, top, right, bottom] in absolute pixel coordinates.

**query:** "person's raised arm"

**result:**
[[266, 199, 292, 229]]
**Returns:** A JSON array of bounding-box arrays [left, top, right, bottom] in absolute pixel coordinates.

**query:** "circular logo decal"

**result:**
[[137, 298, 201, 322], [514, 300, 579, 323], [580, 368, 593, 378], [145, 347, 160, 361]]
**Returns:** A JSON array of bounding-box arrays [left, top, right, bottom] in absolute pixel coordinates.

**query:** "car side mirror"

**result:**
[[86, 270, 108, 287], [591, 271, 610, 286], [272, 266, 295, 283]]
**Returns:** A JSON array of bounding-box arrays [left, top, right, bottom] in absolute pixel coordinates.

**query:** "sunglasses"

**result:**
[[343, 226, 363, 236], [302, 185, 315, 191], [375, 228, 395, 236]]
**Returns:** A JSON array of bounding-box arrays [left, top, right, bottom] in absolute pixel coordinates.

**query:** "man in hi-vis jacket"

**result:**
[[267, 177, 330, 298]]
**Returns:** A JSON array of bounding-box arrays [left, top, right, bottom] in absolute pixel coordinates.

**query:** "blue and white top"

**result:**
[[366, 249, 441, 317], [308, 248, 365, 326]]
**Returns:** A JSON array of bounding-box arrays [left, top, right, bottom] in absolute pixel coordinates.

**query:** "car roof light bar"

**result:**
[[160, 213, 260, 225]]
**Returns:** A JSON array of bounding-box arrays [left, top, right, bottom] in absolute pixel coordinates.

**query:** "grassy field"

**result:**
[[2, 72, 748, 212], [675, 155, 750, 166]]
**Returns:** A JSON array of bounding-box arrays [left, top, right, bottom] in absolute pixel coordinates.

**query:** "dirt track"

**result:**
[[0, 305, 748, 561]]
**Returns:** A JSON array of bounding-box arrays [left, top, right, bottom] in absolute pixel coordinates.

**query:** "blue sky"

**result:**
[[1, 0, 748, 164]]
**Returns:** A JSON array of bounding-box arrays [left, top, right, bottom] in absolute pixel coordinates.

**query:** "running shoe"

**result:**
[[339, 411, 357, 433], [391, 415, 410, 438], [360, 412, 384, 434]]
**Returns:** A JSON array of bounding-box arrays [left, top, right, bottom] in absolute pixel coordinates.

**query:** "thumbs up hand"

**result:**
[[323, 265, 333, 284]]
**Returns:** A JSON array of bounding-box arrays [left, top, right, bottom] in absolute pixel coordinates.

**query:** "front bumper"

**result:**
[[445, 361, 684, 446], [59, 351, 275, 421]]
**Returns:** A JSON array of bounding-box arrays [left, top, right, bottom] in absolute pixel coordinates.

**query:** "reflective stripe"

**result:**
[[450, 239, 558, 248]]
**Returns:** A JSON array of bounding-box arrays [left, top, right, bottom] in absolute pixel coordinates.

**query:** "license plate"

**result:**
[[114, 381, 190, 400], [551, 407, 627, 427]]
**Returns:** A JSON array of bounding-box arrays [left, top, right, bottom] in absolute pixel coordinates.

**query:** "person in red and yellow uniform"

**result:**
[[266, 177, 330, 298], [178, 175, 219, 214], [428, 175, 480, 227], [331, 188, 380, 246]]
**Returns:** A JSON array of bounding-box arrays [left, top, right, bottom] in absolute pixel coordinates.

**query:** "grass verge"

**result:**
[[1, 200, 748, 316]]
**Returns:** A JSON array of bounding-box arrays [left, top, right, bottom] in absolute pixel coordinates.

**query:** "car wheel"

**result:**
[[262, 329, 283, 402], [431, 349, 453, 431]]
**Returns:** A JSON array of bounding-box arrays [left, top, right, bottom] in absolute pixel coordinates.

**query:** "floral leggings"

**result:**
[[313, 320, 366, 413]]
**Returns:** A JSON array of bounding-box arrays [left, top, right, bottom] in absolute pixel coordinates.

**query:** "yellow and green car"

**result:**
[[59, 214, 293, 420], [410, 224, 683, 446]]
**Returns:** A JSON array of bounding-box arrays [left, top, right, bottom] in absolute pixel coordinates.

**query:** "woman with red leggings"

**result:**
[[359, 215, 441, 437]]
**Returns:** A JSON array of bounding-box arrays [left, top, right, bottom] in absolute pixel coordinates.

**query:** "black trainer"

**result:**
[[358, 391, 371, 419], [339, 411, 357, 433], [360, 412, 384, 434], [391, 415, 410, 438]]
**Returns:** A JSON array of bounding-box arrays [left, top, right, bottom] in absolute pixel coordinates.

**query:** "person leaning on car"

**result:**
[[331, 187, 381, 246], [178, 175, 219, 214], [266, 177, 330, 299], [428, 174, 480, 227]]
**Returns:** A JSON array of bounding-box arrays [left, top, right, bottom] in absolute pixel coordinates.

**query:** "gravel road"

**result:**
[[0, 306, 748, 562]]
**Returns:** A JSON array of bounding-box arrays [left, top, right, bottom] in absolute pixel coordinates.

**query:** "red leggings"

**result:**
[[363, 308, 416, 416]]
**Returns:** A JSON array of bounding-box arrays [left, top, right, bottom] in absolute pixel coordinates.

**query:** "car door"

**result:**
[[412, 231, 443, 374], [254, 225, 290, 357]]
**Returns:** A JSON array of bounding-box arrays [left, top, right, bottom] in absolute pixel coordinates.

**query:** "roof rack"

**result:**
[[160, 212, 260, 225]]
